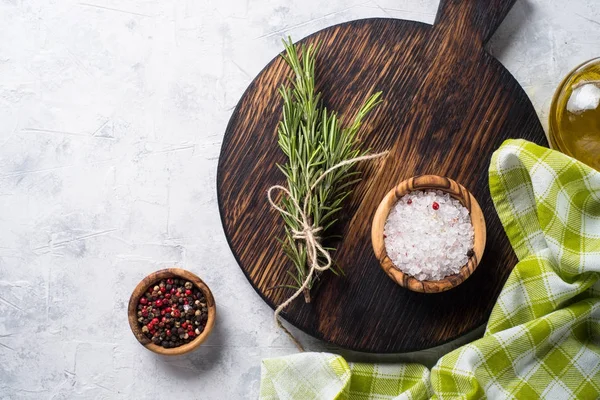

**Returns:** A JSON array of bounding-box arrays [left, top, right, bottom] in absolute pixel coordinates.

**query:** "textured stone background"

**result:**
[[0, 0, 598, 398]]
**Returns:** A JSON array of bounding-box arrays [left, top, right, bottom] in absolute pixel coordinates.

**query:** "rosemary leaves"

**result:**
[[270, 38, 383, 304]]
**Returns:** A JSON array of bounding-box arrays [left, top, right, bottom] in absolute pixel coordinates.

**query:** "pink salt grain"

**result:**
[[383, 190, 474, 281]]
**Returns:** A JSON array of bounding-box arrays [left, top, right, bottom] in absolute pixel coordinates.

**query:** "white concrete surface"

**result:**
[[0, 0, 598, 398]]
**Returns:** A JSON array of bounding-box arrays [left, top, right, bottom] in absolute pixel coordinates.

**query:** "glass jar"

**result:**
[[549, 58, 600, 171]]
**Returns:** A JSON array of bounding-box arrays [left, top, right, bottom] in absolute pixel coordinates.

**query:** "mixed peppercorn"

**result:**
[[136, 278, 208, 348]]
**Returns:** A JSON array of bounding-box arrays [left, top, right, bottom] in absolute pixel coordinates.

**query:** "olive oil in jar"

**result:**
[[549, 58, 600, 170]]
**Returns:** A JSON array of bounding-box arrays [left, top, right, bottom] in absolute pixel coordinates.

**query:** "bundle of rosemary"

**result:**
[[269, 38, 383, 305]]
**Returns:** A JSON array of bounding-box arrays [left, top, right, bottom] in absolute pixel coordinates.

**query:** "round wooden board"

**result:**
[[217, 0, 548, 352]]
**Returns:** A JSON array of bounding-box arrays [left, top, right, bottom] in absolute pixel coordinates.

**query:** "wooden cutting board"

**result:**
[[217, 0, 547, 352]]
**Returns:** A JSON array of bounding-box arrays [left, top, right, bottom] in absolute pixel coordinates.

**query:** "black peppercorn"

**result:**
[[137, 277, 209, 349]]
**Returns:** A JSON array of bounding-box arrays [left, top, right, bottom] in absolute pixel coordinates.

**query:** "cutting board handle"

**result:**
[[435, 0, 517, 45]]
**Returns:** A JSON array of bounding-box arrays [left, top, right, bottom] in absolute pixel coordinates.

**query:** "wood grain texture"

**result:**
[[127, 268, 216, 356], [217, 0, 548, 352], [371, 175, 486, 293]]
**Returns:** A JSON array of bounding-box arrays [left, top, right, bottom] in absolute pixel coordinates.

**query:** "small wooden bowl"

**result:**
[[127, 268, 216, 355], [372, 175, 486, 293]]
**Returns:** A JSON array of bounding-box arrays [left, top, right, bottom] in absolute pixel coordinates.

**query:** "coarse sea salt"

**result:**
[[384, 190, 474, 281]]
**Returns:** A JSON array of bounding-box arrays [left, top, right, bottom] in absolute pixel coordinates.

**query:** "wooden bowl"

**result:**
[[371, 175, 486, 293], [127, 268, 216, 355]]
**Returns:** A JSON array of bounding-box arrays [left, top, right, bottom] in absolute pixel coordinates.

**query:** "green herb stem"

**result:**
[[275, 37, 382, 302]]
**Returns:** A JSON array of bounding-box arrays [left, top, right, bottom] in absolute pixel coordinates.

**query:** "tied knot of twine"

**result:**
[[292, 224, 321, 242], [267, 151, 388, 351]]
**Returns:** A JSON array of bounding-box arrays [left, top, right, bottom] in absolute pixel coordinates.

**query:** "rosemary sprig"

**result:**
[[274, 37, 382, 303]]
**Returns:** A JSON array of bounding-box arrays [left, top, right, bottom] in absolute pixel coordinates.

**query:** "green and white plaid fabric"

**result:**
[[259, 352, 431, 400], [260, 140, 600, 399]]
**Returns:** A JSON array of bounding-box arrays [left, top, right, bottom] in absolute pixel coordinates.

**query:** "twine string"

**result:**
[[267, 151, 389, 351]]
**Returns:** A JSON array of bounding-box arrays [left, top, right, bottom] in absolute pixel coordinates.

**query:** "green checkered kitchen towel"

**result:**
[[260, 139, 600, 399]]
